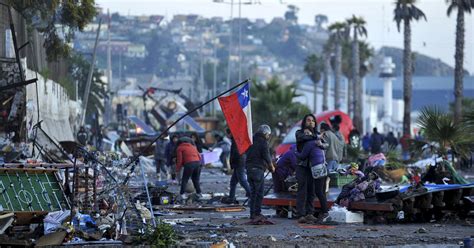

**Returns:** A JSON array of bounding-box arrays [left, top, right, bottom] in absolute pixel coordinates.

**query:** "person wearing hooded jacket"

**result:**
[[246, 124, 275, 220], [176, 136, 202, 198]]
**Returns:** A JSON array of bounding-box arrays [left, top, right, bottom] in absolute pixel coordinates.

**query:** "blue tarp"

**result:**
[[128, 116, 156, 135], [400, 183, 474, 193]]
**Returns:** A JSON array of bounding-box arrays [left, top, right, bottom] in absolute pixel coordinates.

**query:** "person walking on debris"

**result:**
[[213, 133, 231, 173], [224, 128, 251, 204], [320, 123, 342, 172], [154, 132, 169, 180], [246, 124, 275, 221], [370, 127, 384, 154], [165, 134, 179, 183], [176, 136, 202, 199], [77, 126, 88, 146]]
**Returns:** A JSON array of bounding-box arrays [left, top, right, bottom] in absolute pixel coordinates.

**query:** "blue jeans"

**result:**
[[247, 167, 265, 217], [229, 165, 251, 199], [327, 160, 338, 172]]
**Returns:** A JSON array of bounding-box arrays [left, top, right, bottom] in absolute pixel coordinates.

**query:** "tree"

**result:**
[[394, 0, 427, 137], [413, 106, 473, 162], [446, 0, 474, 124], [284, 5, 299, 25], [304, 54, 324, 113], [67, 53, 106, 117], [322, 42, 332, 111], [8, 0, 96, 61], [314, 14, 328, 31], [251, 77, 311, 138], [346, 15, 367, 131], [328, 22, 347, 110]]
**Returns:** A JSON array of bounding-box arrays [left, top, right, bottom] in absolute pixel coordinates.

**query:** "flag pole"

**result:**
[[123, 78, 250, 169]]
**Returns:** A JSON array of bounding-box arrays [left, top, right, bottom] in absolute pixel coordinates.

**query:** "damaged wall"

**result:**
[[25, 68, 78, 143]]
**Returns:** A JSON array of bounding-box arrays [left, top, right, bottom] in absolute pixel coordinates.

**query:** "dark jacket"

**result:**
[[295, 140, 325, 166], [274, 146, 297, 179], [154, 139, 169, 163], [295, 129, 318, 152], [245, 133, 272, 171], [230, 137, 246, 169], [165, 141, 177, 166], [370, 133, 384, 154]]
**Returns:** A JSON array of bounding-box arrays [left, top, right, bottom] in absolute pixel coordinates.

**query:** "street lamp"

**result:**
[[212, 0, 255, 89]]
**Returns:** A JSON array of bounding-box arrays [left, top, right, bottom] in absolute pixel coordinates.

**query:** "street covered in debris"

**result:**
[[1, 0, 474, 247]]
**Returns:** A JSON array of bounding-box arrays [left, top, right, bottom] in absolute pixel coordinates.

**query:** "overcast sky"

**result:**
[[96, 0, 474, 74]]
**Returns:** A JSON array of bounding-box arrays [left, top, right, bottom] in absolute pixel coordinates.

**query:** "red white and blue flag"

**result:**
[[218, 83, 252, 155]]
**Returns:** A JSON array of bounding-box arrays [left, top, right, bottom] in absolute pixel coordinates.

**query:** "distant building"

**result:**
[[125, 44, 147, 58]]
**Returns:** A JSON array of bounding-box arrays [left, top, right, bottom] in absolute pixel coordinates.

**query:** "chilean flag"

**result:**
[[218, 83, 252, 154]]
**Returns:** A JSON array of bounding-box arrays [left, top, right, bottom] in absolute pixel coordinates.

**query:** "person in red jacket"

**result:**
[[176, 137, 202, 198]]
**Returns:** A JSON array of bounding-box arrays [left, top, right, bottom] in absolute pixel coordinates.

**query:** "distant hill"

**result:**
[[370, 46, 470, 77]]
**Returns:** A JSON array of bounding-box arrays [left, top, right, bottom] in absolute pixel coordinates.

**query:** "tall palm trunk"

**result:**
[[352, 30, 362, 130], [454, 8, 464, 124], [347, 78, 353, 116], [313, 83, 318, 113], [403, 19, 413, 136], [334, 41, 342, 109], [323, 53, 330, 111]]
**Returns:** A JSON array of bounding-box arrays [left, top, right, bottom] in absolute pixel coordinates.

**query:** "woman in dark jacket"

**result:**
[[295, 128, 329, 223], [294, 114, 319, 223]]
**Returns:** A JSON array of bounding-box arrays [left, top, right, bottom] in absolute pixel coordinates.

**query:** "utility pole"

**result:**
[[105, 9, 112, 125], [238, 0, 242, 83], [226, 0, 234, 90], [81, 19, 102, 126], [212, 42, 217, 116]]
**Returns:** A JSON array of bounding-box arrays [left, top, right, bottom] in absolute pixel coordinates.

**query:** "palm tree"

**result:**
[[328, 22, 347, 110], [413, 107, 473, 163], [346, 15, 367, 131], [394, 0, 426, 137], [252, 77, 311, 137], [322, 47, 331, 111], [447, 0, 474, 124], [314, 14, 328, 31], [304, 54, 324, 113]]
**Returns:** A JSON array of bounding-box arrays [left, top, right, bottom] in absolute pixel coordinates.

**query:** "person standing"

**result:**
[[295, 128, 329, 223], [320, 123, 341, 172], [370, 127, 384, 154], [246, 124, 275, 220], [213, 133, 231, 173], [385, 131, 399, 150], [176, 136, 202, 199], [295, 114, 319, 223], [77, 126, 88, 146], [165, 134, 179, 182], [225, 128, 251, 204], [154, 133, 169, 180]]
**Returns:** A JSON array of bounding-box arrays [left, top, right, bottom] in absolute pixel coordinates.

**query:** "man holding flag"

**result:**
[[218, 83, 274, 220]]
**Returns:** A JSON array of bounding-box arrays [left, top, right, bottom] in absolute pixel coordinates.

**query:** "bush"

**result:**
[[137, 221, 178, 247]]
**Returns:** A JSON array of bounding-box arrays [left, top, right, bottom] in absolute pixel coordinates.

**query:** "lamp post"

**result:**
[[213, 0, 255, 88]]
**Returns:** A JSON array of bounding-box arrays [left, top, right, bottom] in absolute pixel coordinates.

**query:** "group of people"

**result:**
[[153, 113, 350, 223], [361, 128, 400, 155]]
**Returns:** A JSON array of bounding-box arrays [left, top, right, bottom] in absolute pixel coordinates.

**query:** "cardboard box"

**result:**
[[328, 209, 364, 223]]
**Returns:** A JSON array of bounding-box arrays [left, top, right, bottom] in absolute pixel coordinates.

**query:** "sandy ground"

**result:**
[[158, 167, 474, 247]]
